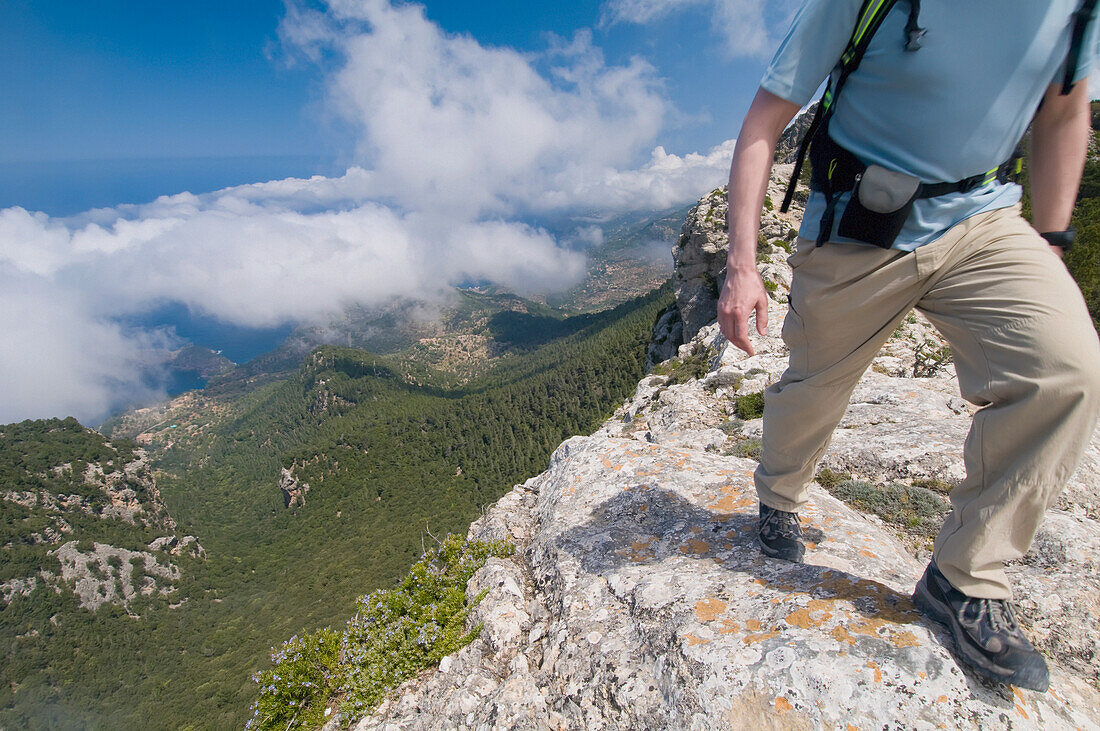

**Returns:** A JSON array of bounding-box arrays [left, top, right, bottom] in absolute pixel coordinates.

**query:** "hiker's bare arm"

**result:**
[[719, 88, 801, 355], [1030, 78, 1091, 259]]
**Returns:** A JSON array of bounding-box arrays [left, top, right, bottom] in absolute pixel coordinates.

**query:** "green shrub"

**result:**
[[733, 391, 766, 420], [732, 438, 762, 460], [911, 476, 953, 495], [247, 629, 343, 731], [911, 341, 953, 378], [663, 345, 713, 386], [717, 419, 742, 436], [824, 480, 950, 537], [757, 234, 774, 259], [340, 535, 512, 716], [247, 535, 514, 730], [815, 467, 851, 489]]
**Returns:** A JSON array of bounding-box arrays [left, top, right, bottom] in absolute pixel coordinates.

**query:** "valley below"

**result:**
[[0, 208, 682, 729]]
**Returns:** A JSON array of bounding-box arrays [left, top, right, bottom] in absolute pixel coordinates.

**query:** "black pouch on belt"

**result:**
[[836, 164, 921, 248]]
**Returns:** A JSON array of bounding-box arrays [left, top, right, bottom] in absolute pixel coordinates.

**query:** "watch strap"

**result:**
[[1041, 228, 1076, 252]]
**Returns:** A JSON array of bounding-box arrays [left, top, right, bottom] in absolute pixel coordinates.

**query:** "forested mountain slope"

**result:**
[[1, 284, 671, 729]]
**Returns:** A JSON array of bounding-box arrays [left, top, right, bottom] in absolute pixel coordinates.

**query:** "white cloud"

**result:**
[[0, 0, 739, 424], [0, 270, 172, 423], [540, 139, 735, 213], [601, 0, 799, 58], [281, 1, 675, 216]]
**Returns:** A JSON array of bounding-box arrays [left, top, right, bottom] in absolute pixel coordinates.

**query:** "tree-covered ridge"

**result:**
[[1, 417, 137, 487], [0, 418, 211, 728], [0, 417, 179, 573], [1, 282, 672, 729]]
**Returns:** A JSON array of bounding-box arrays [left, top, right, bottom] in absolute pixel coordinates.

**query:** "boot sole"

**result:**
[[912, 579, 1049, 692]]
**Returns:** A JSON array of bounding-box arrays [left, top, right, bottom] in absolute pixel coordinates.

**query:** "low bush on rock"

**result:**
[[247, 629, 343, 731], [824, 479, 950, 537], [733, 391, 766, 420], [247, 535, 514, 730], [734, 435, 761, 459], [651, 344, 714, 386]]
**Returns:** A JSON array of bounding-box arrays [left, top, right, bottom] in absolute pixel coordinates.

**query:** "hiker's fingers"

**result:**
[[718, 270, 768, 356]]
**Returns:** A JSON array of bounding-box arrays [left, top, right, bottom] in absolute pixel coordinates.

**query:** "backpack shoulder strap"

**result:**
[[1061, 0, 1099, 95], [780, 0, 912, 212]]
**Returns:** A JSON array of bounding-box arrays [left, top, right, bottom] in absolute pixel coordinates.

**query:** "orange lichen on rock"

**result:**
[[695, 597, 727, 622], [717, 618, 740, 634], [679, 538, 709, 555], [775, 696, 793, 714], [785, 599, 834, 629], [705, 484, 756, 513], [831, 626, 855, 645], [618, 538, 655, 563], [866, 660, 883, 683], [848, 617, 920, 648], [743, 631, 780, 645], [682, 632, 709, 646]]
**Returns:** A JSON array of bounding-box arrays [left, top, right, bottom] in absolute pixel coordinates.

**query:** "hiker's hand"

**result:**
[[718, 267, 769, 356]]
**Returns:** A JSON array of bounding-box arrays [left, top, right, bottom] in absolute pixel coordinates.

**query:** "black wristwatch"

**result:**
[[1041, 228, 1076, 252]]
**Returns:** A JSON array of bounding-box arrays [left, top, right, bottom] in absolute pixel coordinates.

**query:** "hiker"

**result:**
[[717, 0, 1100, 692]]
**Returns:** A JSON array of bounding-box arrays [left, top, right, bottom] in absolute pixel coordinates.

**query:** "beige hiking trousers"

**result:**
[[755, 204, 1100, 599]]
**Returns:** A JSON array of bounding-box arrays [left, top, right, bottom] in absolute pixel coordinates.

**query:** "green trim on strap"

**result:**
[[853, 0, 890, 47]]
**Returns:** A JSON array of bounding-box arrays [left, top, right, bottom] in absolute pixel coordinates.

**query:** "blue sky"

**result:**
[[0, 0, 780, 170], [1, 0, 324, 162]]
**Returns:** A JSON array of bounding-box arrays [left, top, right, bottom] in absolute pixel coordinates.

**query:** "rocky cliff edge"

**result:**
[[340, 172, 1100, 730]]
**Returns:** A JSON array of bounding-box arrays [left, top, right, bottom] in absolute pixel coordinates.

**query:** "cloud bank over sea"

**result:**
[[0, 0, 737, 424]]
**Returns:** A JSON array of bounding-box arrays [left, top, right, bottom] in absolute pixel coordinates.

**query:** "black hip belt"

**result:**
[[809, 133, 1022, 199], [807, 133, 1022, 247]]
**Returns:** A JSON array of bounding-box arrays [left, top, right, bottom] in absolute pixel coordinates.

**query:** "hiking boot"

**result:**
[[757, 503, 805, 563], [912, 561, 1049, 692]]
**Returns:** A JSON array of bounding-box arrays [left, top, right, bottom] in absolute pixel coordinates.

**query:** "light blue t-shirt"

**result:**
[[762, 0, 1098, 250]]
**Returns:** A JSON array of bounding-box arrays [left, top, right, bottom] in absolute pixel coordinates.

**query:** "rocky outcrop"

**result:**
[[52, 541, 180, 612], [773, 102, 818, 165], [3, 448, 176, 530], [0, 421, 202, 614], [668, 167, 802, 348], [280, 467, 310, 508], [1, 576, 39, 604], [345, 326, 1100, 730], [148, 534, 207, 559], [646, 302, 683, 369], [341, 178, 1100, 729]]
